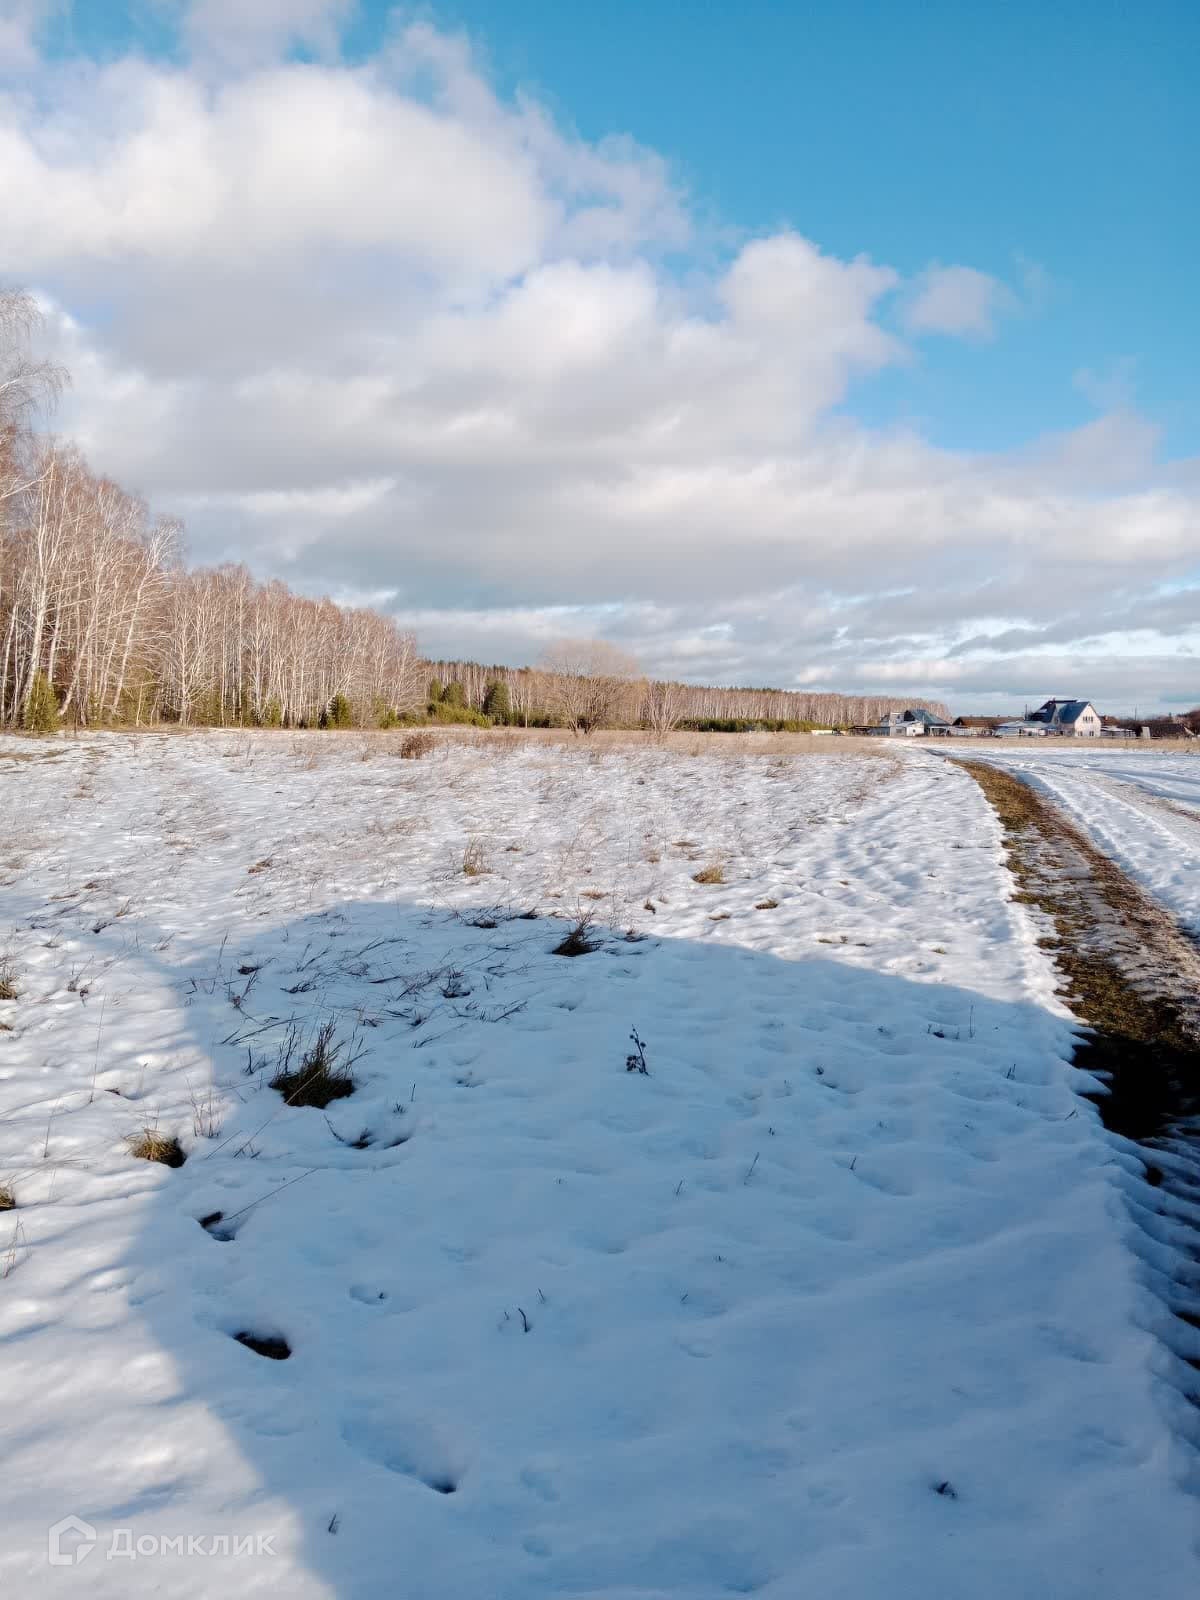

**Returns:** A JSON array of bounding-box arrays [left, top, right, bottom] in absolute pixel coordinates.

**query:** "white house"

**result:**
[[1029, 698, 1102, 736], [871, 709, 953, 737]]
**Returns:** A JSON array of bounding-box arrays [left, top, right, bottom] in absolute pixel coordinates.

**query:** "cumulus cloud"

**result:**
[[182, 0, 356, 68], [903, 264, 1012, 339], [0, 0, 57, 67], [4, 11, 1198, 711]]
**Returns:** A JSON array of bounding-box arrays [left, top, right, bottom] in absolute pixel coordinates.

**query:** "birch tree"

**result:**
[[539, 639, 640, 735]]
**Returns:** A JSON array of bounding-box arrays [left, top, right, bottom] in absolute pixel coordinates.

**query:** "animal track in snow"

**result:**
[[341, 1412, 466, 1495]]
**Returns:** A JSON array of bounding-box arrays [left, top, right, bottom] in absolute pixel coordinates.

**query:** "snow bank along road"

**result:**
[[0, 731, 1197, 1599], [976, 747, 1200, 940]]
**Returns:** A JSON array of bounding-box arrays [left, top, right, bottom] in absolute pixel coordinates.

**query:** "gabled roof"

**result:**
[[902, 707, 951, 726], [1033, 698, 1095, 724]]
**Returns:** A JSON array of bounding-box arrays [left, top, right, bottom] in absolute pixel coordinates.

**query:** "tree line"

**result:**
[[3, 289, 948, 735], [427, 645, 949, 734], [1, 292, 421, 729]]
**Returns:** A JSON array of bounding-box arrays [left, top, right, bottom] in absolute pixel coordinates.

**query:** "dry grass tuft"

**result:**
[[0, 964, 16, 1001], [189, 1083, 224, 1140], [692, 863, 726, 885], [247, 857, 274, 875], [461, 839, 489, 877], [127, 1127, 186, 1168], [270, 1019, 359, 1109], [0, 1184, 15, 1211], [755, 898, 779, 910], [552, 912, 600, 957]]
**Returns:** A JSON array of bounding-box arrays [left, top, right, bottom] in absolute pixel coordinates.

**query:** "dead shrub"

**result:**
[[290, 738, 322, 771], [127, 1127, 186, 1168], [399, 731, 436, 760]]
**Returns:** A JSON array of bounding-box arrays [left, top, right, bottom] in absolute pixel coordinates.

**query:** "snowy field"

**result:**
[[974, 748, 1200, 937], [1, 731, 1197, 1599]]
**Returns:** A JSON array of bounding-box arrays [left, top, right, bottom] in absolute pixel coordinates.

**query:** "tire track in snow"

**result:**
[[981, 756, 1200, 943], [959, 760, 1200, 1475]]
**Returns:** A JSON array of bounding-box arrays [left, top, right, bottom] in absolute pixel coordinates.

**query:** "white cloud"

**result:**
[[0, 58, 554, 284], [1074, 357, 1138, 413], [6, 16, 1198, 712], [903, 264, 1011, 339], [0, 0, 56, 68], [183, 0, 356, 67]]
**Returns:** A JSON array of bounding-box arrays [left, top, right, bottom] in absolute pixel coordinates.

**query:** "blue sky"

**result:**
[[54, 0, 1198, 456], [436, 0, 1198, 456], [7, 1, 1199, 710]]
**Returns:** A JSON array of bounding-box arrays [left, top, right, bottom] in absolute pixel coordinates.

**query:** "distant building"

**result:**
[[901, 708, 952, 735], [870, 708, 952, 737], [1028, 698, 1102, 736], [995, 720, 1047, 737], [871, 712, 925, 736]]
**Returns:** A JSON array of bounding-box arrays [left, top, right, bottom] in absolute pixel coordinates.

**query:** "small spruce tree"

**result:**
[[442, 681, 466, 709], [483, 680, 511, 724], [327, 693, 354, 729], [23, 671, 59, 734]]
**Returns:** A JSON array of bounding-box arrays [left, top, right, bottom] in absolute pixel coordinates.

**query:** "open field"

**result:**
[[1, 732, 1198, 1598]]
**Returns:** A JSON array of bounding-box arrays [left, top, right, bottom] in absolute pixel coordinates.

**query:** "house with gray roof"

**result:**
[[1029, 698, 1102, 736], [901, 708, 952, 734], [870, 708, 953, 736]]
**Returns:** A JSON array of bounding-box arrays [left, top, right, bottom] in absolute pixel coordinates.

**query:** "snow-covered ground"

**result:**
[[1, 731, 1196, 1599], [974, 748, 1200, 937]]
